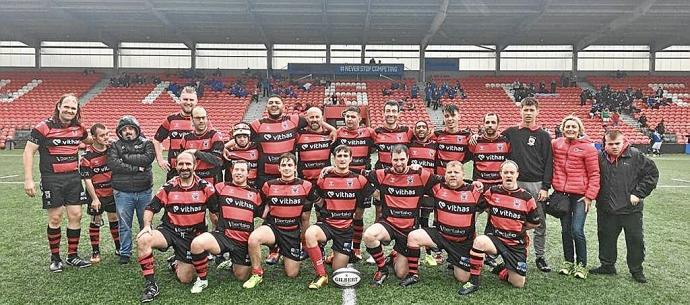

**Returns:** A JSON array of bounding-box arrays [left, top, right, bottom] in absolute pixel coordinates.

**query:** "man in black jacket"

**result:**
[[108, 115, 155, 264], [591, 130, 659, 283]]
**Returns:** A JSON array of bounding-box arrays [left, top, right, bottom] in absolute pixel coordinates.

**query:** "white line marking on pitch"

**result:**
[[342, 287, 356, 305], [0, 175, 18, 179], [0, 181, 24, 184], [672, 179, 690, 183], [657, 185, 690, 188]]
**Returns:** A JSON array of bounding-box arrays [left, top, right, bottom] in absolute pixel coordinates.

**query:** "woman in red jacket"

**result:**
[[551, 115, 600, 279]]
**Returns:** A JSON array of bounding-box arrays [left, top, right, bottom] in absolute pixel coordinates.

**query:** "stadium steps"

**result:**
[[78, 77, 110, 105], [241, 96, 269, 123], [425, 104, 445, 128]]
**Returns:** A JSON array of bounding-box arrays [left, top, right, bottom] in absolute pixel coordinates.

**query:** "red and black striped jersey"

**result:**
[[479, 186, 540, 248], [333, 127, 376, 171], [296, 128, 332, 181], [433, 129, 473, 175], [261, 178, 318, 231], [29, 118, 88, 174], [154, 112, 193, 168], [316, 171, 373, 230], [79, 145, 112, 198], [213, 182, 263, 244], [368, 168, 435, 233], [373, 126, 414, 169], [223, 142, 259, 186], [179, 129, 224, 184], [250, 114, 307, 176], [408, 138, 437, 173], [428, 181, 482, 243], [147, 176, 216, 232], [469, 135, 511, 185]]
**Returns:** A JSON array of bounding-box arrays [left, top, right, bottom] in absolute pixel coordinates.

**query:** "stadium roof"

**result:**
[[1, 0, 689, 50]]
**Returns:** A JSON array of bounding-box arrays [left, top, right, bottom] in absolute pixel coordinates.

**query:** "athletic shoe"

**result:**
[[190, 277, 208, 294], [299, 249, 309, 260], [423, 254, 438, 266], [366, 255, 376, 265], [458, 282, 480, 295], [324, 252, 335, 265], [265, 252, 281, 265], [118, 255, 131, 265], [535, 257, 551, 272], [167, 258, 178, 273], [484, 255, 499, 269], [399, 274, 419, 287], [632, 271, 647, 283], [590, 265, 617, 275], [49, 259, 64, 273], [308, 275, 329, 289], [433, 251, 445, 265], [90, 252, 101, 264], [243, 274, 263, 289], [573, 263, 588, 279], [351, 249, 363, 263], [114, 249, 121, 256], [216, 259, 233, 271], [558, 261, 575, 275], [65, 255, 92, 268], [140, 281, 160, 303], [371, 269, 389, 287]]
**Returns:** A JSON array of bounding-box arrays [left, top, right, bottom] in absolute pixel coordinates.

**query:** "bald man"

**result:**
[[295, 107, 334, 258]]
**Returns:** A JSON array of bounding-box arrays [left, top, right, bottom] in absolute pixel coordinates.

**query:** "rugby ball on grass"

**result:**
[[332, 267, 362, 288]]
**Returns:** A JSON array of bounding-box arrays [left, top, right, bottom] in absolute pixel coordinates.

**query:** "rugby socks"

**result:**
[[306, 246, 327, 277], [252, 266, 264, 276], [192, 251, 209, 280], [89, 223, 100, 253], [469, 247, 485, 285], [367, 245, 386, 270], [66, 228, 81, 258], [352, 219, 364, 251], [109, 221, 121, 250], [138, 253, 156, 282], [47, 226, 61, 261], [497, 267, 509, 282], [407, 247, 421, 276]]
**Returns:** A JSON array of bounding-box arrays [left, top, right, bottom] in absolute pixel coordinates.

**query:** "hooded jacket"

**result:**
[[551, 136, 600, 199], [107, 116, 155, 192], [596, 143, 659, 215]]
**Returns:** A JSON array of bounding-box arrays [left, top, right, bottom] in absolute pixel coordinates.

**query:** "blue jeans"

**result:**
[[114, 189, 151, 258], [560, 194, 588, 265]]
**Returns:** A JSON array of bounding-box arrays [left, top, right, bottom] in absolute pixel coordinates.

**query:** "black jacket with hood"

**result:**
[[596, 143, 659, 215], [107, 116, 155, 193]]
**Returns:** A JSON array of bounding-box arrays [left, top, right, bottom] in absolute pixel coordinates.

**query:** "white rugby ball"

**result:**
[[332, 267, 362, 288]]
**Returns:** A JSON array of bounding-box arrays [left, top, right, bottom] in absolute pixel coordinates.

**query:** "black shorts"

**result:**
[[86, 195, 116, 216], [420, 196, 434, 210], [209, 231, 251, 266], [316, 222, 353, 255], [488, 235, 528, 276], [40, 172, 85, 209], [358, 196, 373, 209], [157, 225, 199, 264], [380, 221, 410, 257], [266, 223, 302, 261], [166, 169, 178, 182], [424, 227, 472, 271]]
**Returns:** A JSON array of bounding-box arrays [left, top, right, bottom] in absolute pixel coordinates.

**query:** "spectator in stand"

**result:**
[[369, 58, 376, 64], [551, 80, 557, 94], [655, 119, 665, 135], [638, 114, 648, 129], [383, 88, 392, 96], [411, 85, 418, 99], [447, 88, 457, 99], [301, 82, 312, 92], [601, 108, 610, 123], [554, 124, 562, 138], [213, 68, 222, 77], [655, 86, 664, 98], [611, 111, 620, 127]]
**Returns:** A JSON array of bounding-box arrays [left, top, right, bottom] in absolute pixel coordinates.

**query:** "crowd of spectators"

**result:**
[[423, 80, 466, 110]]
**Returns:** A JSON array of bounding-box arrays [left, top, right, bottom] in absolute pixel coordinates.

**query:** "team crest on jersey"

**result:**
[[407, 176, 414, 185], [497, 143, 505, 151], [457, 135, 465, 141], [249, 151, 256, 158], [460, 192, 468, 201], [396, 135, 403, 141], [527, 136, 536, 146], [203, 140, 209, 148], [513, 199, 521, 208], [292, 186, 300, 194], [192, 192, 200, 201], [282, 121, 290, 129], [346, 179, 354, 188], [247, 192, 255, 199], [328, 180, 336, 187]]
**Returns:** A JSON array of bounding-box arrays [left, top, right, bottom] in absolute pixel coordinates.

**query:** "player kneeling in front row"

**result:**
[[401, 161, 483, 287], [136, 151, 217, 303], [188, 160, 263, 293], [458, 160, 541, 295], [304, 145, 373, 289], [243, 153, 320, 289]]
